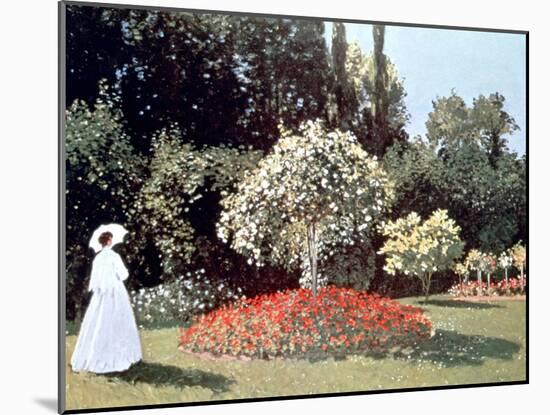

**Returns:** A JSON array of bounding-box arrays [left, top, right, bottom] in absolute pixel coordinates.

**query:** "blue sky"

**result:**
[[326, 23, 527, 155]]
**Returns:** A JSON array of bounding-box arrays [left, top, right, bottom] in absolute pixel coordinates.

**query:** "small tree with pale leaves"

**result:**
[[465, 249, 487, 296], [379, 209, 464, 302], [511, 243, 526, 290], [498, 251, 513, 284], [217, 119, 395, 297], [453, 262, 469, 294]]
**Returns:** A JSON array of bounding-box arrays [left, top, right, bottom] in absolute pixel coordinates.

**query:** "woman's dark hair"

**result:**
[[98, 231, 113, 247]]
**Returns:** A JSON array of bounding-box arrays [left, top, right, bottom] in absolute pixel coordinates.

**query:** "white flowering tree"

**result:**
[[379, 209, 465, 302], [453, 262, 469, 294], [217, 119, 395, 297], [465, 249, 487, 295], [498, 250, 513, 284]]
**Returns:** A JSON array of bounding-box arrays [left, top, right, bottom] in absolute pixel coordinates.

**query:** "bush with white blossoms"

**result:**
[[130, 268, 243, 324], [379, 209, 464, 302], [217, 119, 395, 296], [464, 249, 487, 295], [483, 253, 497, 289], [499, 250, 513, 283]]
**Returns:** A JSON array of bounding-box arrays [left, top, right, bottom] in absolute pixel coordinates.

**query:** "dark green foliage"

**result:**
[[441, 142, 525, 253], [383, 139, 445, 220], [233, 18, 331, 145], [370, 25, 390, 154], [323, 240, 377, 291], [359, 26, 409, 156], [472, 93, 520, 166], [383, 137, 526, 255], [330, 23, 357, 130], [66, 6, 131, 108], [67, 6, 333, 152]]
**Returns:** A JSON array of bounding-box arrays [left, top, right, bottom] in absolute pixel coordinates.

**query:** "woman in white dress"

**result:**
[[70, 231, 143, 373]]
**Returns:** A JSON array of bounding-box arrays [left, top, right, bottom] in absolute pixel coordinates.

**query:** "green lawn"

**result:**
[[64, 295, 526, 411]]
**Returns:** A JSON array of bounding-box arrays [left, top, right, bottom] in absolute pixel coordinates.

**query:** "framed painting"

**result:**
[[58, 1, 528, 413]]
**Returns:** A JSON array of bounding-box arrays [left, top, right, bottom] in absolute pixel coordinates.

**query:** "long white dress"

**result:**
[[70, 246, 142, 373]]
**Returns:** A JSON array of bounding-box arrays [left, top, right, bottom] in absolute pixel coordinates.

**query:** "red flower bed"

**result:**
[[448, 277, 526, 297], [178, 286, 433, 359]]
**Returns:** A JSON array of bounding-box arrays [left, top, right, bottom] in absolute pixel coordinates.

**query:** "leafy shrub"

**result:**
[[322, 241, 377, 291], [178, 286, 433, 359], [130, 125, 263, 277], [130, 269, 243, 324]]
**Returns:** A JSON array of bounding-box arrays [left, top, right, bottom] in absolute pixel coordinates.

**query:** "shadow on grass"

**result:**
[[100, 361, 234, 393], [421, 299, 503, 309], [392, 329, 521, 367], [303, 328, 520, 366]]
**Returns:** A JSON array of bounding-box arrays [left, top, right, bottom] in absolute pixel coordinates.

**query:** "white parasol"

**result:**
[[89, 223, 128, 253]]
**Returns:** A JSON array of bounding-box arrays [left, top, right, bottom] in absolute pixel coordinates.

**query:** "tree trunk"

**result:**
[[487, 273, 491, 295], [520, 266, 524, 291], [423, 272, 432, 303], [477, 270, 482, 296], [306, 222, 318, 298], [505, 268, 508, 284]]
